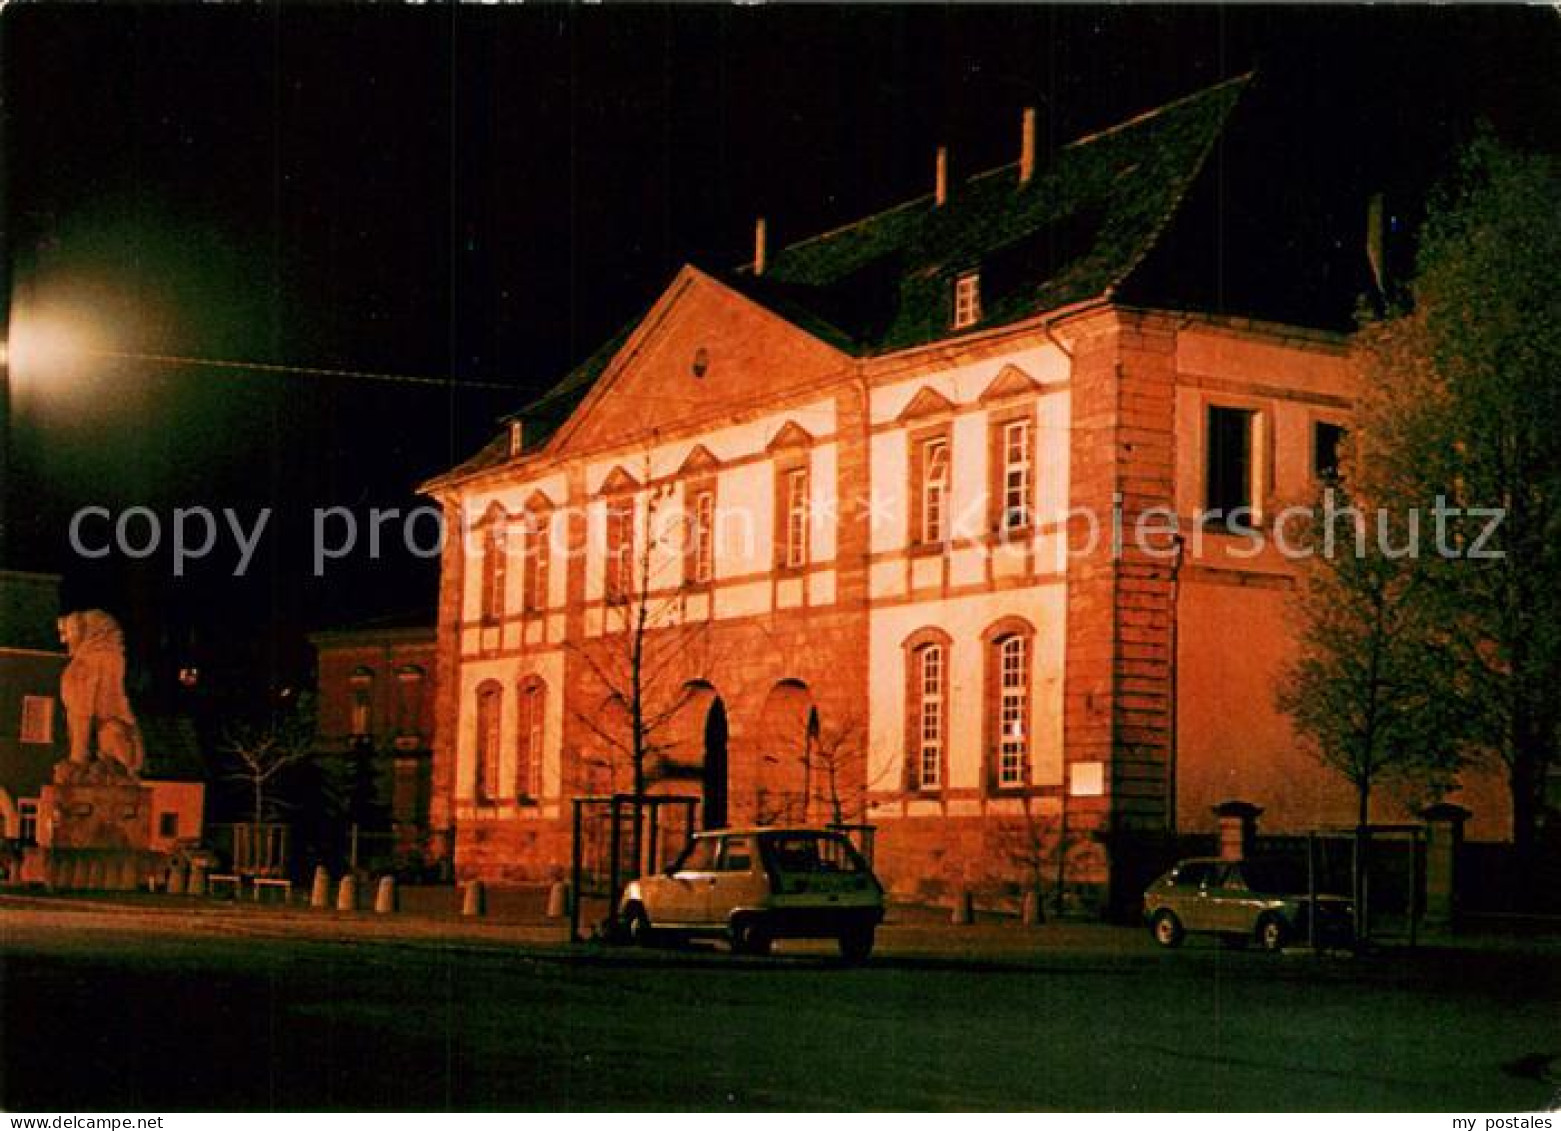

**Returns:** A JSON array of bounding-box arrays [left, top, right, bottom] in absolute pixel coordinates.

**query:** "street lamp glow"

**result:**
[[4, 309, 98, 381]]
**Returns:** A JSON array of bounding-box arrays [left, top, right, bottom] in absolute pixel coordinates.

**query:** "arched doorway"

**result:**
[[670, 681, 730, 830], [756, 680, 817, 824], [702, 697, 729, 829]]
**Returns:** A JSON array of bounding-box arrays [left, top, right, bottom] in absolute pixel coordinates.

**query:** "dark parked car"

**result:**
[[1144, 857, 1353, 951]]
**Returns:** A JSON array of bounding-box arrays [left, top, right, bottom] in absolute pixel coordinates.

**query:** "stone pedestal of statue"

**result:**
[[24, 760, 158, 891]]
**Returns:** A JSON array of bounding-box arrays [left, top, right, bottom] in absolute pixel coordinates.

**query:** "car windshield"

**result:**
[[1240, 859, 1308, 895], [762, 832, 867, 875]]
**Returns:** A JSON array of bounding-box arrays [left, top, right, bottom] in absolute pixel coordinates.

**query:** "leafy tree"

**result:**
[[1277, 499, 1473, 932], [1352, 133, 1561, 875]]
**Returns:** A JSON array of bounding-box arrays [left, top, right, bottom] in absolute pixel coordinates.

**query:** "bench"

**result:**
[[252, 877, 293, 905], [208, 873, 243, 898]]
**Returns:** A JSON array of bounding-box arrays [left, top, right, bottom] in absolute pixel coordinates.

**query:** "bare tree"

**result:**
[[987, 800, 1085, 918], [568, 459, 714, 875], [220, 692, 317, 874]]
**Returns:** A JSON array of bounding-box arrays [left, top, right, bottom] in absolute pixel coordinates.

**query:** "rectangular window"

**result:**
[[997, 636, 1029, 788], [917, 646, 944, 789], [692, 489, 716, 584], [999, 419, 1032, 533], [953, 271, 982, 329], [523, 514, 550, 612], [783, 467, 809, 569], [159, 812, 180, 839], [18, 800, 38, 844], [19, 696, 54, 745], [1313, 421, 1347, 482], [481, 527, 507, 622], [921, 439, 950, 544], [1205, 406, 1256, 520], [606, 501, 635, 600]]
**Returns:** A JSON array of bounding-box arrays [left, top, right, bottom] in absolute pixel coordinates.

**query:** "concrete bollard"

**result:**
[[336, 874, 358, 912], [374, 875, 398, 914], [951, 888, 974, 926], [189, 863, 208, 896], [462, 879, 486, 917], [167, 861, 188, 895], [1021, 890, 1044, 927], [310, 865, 331, 909], [546, 881, 570, 919]]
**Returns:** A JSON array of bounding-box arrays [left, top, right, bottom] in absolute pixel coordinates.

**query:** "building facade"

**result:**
[[310, 620, 438, 863], [421, 76, 1509, 906]]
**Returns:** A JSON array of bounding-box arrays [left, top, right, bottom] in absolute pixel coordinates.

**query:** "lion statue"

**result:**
[[57, 610, 145, 776]]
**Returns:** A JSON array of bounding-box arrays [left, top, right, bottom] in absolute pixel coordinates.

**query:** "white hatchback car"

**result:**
[[618, 827, 885, 961]]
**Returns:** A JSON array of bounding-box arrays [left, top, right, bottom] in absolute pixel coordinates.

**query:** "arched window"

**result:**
[[902, 627, 952, 792], [474, 681, 503, 802], [914, 644, 945, 788], [516, 677, 546, 801], [983, 617, 1035, 791]]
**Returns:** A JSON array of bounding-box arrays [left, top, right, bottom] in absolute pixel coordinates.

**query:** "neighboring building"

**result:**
[[1, 572, 205, 866], [421, 76, 1510, 906], [0, 571, 68, 851], [310, 617, 437, 862]]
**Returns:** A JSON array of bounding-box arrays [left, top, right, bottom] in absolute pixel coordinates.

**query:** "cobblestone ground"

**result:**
[[1, 896, 1557, 1111]]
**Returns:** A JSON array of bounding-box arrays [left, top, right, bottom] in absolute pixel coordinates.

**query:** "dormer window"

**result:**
[[952, 270, 982, 330]]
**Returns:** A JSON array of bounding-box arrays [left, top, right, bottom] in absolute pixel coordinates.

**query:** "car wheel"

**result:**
[[623, 904, 655, 947], [838, 926, 875, 964], [729, 916, 772, 957], [1256, 914, 1289, 953], [1151, 910, 1185, 948]]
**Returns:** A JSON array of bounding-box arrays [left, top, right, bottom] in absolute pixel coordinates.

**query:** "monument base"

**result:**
[[26, 760, 160, 891]]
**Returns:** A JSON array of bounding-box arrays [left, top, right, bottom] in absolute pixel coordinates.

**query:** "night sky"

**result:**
[[3, 5, 1558, 709]]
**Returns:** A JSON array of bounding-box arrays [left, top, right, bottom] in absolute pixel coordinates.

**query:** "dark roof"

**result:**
[[434, 74, 1252, 483], [750, 73, 1249, 353], [309, 610, 435, 650]]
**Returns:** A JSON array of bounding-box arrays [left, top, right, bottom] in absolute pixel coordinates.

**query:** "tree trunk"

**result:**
[[1353, 779, 1371, 943]]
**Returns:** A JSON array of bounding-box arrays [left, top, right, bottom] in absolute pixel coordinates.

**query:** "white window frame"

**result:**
[[1001, 419, 1032, 532], [953, 271, 982, 329], [921, 438, 950, 544], [606, 500, 636, 600], [917, 644, 945, 789], [997, 635, 1029, 788], [481, 525, 508, 622], [784, 467, 810, 569], [692, 489, 716, 584]]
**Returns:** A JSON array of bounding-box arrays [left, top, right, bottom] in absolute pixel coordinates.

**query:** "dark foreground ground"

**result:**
[[1, 897, 1558, 1111]]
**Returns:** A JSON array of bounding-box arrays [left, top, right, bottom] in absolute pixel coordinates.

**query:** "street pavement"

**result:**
[[1, 892, 1557, 1111]]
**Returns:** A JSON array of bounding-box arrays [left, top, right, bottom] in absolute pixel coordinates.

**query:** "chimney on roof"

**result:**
[[1019, 107, 1037, 186], [754, 216, 768, 276], [507, 419, 523, 458], [935, 146, 949, 207]]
